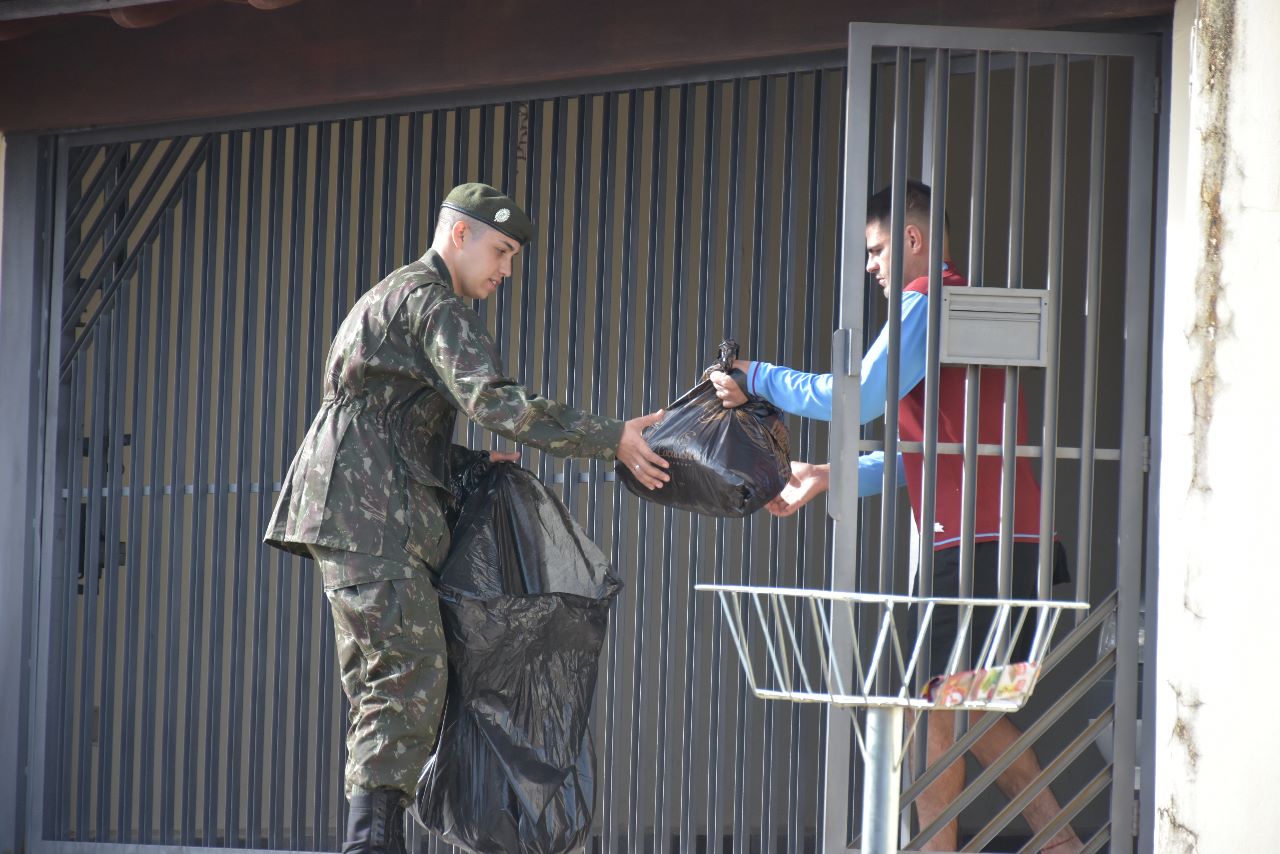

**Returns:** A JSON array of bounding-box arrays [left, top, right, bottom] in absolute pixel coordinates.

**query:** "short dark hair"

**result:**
[[866, 179, 949, 233], [434, 205, 492, 242]]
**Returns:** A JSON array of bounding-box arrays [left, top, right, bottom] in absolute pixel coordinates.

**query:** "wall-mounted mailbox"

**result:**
[[940, 287, 1052, 367]]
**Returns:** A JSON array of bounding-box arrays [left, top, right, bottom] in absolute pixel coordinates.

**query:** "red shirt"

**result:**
[[900, 272, 1044, 550]]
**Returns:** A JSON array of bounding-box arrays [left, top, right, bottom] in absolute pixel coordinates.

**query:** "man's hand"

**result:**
[[617, 409, 670, 490], [765, 461, 830, 517], [708, 359, 751, 408], [488, 449, 521, 463]]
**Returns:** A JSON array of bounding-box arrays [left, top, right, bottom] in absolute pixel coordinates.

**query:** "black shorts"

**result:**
[[923, 540, 1070, 677]]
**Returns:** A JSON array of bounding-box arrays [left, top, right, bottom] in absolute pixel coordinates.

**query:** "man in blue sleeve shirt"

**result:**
[[710, 181, 1081, 853]]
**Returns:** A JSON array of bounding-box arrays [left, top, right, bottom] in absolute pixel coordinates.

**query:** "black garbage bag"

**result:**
[[414, 461, 621, 854], [616, 340, 791, 517]]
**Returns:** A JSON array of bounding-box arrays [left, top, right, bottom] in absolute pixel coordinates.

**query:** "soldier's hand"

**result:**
[[765, 461, 830, 517], [488, 449, 521, 463], [709, 359, 751, 408], [618, 409, 670, 490]]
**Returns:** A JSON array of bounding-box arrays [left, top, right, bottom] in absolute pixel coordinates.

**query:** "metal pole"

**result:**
[[860, 707, 904, 854]]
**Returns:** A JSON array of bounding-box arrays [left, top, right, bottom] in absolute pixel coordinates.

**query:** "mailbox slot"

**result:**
[[940, 287, 1052, 367]]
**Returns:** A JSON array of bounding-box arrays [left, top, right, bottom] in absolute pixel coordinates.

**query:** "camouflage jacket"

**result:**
[[264, 250, 624, 568]]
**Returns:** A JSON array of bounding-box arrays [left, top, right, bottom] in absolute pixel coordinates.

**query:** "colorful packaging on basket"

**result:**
[[923, 661, 1040, 708]]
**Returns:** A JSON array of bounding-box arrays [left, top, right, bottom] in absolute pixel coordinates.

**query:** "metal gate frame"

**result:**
[[827, 22, 1158, 853]]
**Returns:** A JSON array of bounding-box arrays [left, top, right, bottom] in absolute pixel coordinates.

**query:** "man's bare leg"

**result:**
[[969, 714, 1082, 852], [915, 712, 965, 851], [915, 713, 1083, 853]]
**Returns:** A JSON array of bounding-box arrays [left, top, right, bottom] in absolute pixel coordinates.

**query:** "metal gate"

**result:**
[[825, 24, 1157, 853], [33, 66, 850, 852], [26, 23, 1159, 854]]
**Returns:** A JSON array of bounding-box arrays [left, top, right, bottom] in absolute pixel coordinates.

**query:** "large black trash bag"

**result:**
[[616, 340, 791, 517], [414, 461, 621, 854]]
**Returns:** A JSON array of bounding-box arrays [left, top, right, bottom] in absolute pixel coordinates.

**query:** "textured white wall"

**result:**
[[1156, 0, 1280, 850]]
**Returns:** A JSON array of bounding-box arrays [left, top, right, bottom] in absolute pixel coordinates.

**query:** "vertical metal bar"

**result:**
[[80, 144, 128, 840], [680, 79, 717, 854], [478, 103, 493, 183], [161, 146, 204, 842], [454, 105, 468, 186], [829, 27, 872, 847], [997, 52, 1030, 599], [917, 49, 951, 592], [1038, 55, 1069, 598], [176, 143, 216, 845], [318, 120, 347, 844], [629, 84, 665, 853], [1140, 48, 1172, 854], [1110, 47, 1157, 854], [788, 68, 826, 854], [356, 119, 375, 292], [879, 45, 910, 624], [959, 50, 990, 613], [333, 119, 354, 326], [1075, 58, 1108, 612], [267, 125, 301, 850], [404, 114, 424, 265], [428, 111, 445, 246], [762, 71, 798, 854], [137, 207, 177, 841], [380, 116, 399, 276], [466, 106, 487, 449], [907, 48, 951, 805], [116, 243, 152, 839], [709, 78, 744, 853], [245, 123, 284, 845], [517, 101, 541, 394], [225, 128, 266, 843], [74, 320, 109, 841], [537, 98, 564, 483], [587, 93, 614, 540], [497, 102, 520, 428], [564, 95, 588, 510], [602, 90, 637, 853], [292, 122, 327, 849], [203, 130, 246, 842], [95, 264, 129, 841], [53, 346, 84, 840], [734, 74, 769, 854], [37, 136, 67, 842], [654, 83, 690, 852], [861, 707, 904, 854], [920, 50, 937, 191], [163, 158, 198, 839]]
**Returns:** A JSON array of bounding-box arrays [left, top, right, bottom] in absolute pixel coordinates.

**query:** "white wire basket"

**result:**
[[696, 584, 1090, 714], [697, 584, 1090, 854]]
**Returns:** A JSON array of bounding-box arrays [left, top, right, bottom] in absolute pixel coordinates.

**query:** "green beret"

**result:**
[[441, 182, 533, 245]]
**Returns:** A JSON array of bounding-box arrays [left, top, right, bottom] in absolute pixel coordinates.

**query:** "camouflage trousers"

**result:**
[[309, 546, 448, 797]]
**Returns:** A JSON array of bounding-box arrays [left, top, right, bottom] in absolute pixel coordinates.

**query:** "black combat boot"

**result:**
[[342, 788, 408, 854]]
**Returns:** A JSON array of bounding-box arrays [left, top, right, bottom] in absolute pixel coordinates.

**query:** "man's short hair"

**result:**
[[866, 179, 949, 233], [434, 205, 492, 242]]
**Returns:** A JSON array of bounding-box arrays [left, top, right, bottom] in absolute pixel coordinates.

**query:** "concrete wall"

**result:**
[[1155, 0, 1280, 850]]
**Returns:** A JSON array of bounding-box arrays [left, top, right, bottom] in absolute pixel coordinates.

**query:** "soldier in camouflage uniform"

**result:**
[[265, 183, 669, 854]]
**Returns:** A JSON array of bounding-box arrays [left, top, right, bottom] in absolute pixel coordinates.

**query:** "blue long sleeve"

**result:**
[[857, 451, 909, 497], [748, 290, 930, 423], [746, 291, 927, 499]]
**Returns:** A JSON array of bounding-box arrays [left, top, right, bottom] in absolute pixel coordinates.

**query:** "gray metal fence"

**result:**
[[826, 24, 1157, 853], [30, 24, 1159, 854], [38, 67, 851, 852]]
